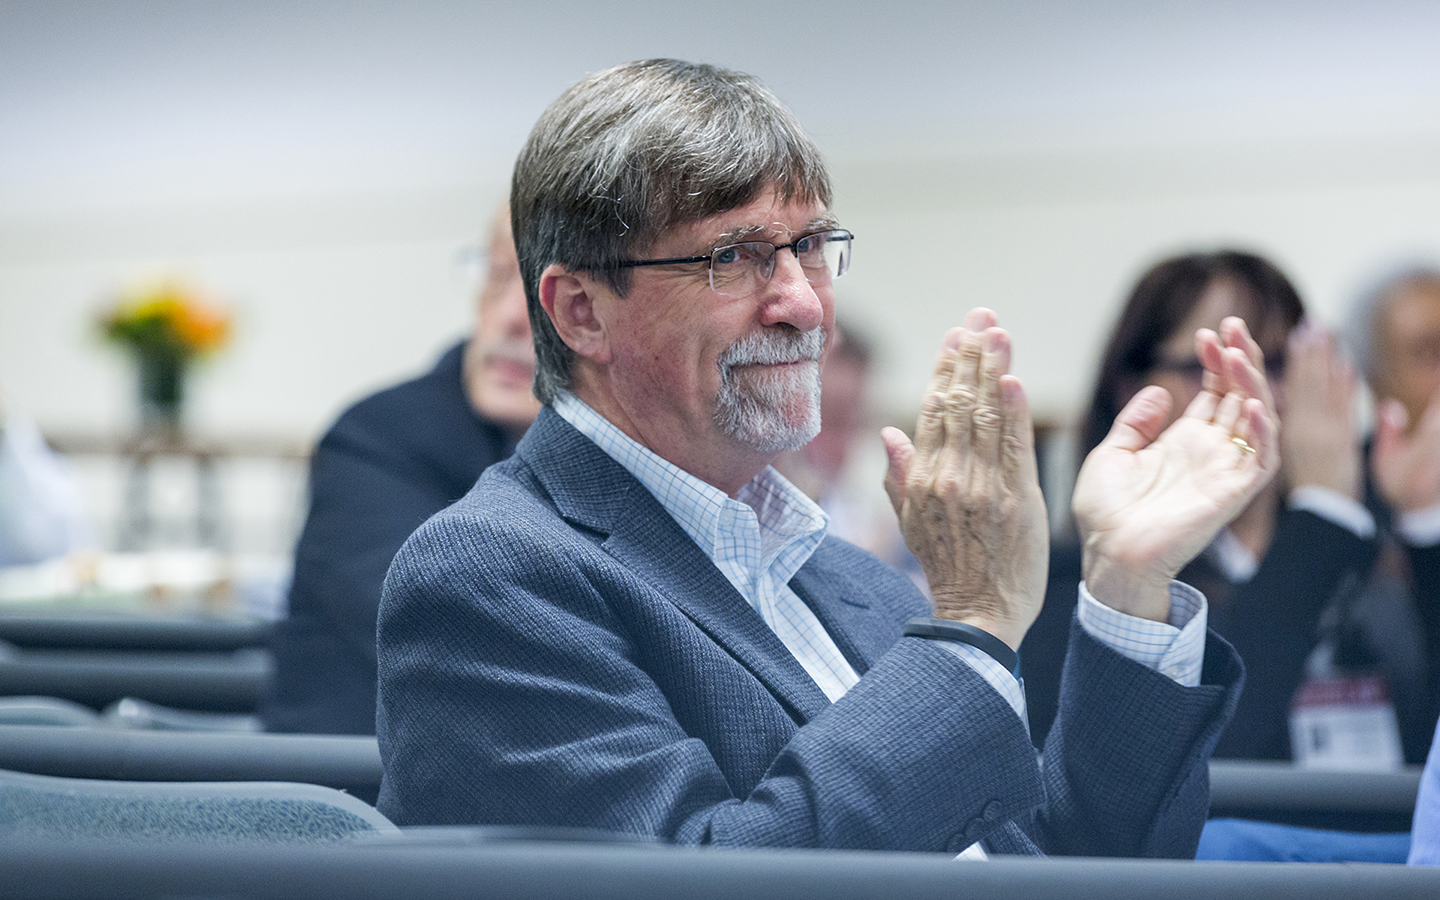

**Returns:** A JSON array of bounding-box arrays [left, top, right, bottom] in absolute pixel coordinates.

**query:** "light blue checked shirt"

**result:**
[[552, 393, 1207, 718]]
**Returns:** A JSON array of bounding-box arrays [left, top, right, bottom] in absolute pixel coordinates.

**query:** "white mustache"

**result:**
[[718, 328, 825, 372], [480, 341, 535, 368]]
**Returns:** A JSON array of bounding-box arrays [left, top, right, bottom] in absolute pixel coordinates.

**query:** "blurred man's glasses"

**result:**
[[615, 229, 853, 297]]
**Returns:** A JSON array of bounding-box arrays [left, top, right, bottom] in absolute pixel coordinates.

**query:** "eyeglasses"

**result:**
[[614, 229, 853, 297], [1151, 354, 1287, 380]]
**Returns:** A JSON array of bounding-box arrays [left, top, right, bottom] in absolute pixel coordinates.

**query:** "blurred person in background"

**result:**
[[1349, 265, 1440, 762], [262, 204, 539, 735], [1413, 716, 1440, 865], [0, 387, 91, 566], [1023, 250, 1389, 762]]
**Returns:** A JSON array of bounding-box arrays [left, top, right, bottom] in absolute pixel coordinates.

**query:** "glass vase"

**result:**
[[137, 350, 187, 434]]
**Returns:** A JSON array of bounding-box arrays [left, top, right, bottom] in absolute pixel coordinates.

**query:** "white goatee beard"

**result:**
[[714, 327, 825, 452]]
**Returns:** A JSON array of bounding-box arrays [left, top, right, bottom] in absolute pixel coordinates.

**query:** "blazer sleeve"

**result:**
[[1039, 619, 1243, 858]]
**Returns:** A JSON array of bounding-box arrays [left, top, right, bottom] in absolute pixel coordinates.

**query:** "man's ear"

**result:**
[[538, 264, 612, 364]]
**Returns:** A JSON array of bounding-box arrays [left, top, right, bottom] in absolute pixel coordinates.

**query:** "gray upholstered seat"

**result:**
[[0, 767, 397, 843], [0, 696, 98, 727], [100, 697, 261, 732]]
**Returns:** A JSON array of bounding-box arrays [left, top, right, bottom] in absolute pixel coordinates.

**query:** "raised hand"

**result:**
[[1373, 390, 1440, 513], [1282, 322, 1361, 499], [1071, 317, 1280, 622], [881, 308, 1048, 651]]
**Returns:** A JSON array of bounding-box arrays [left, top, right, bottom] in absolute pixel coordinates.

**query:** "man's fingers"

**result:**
[[1195, 328, 1228, 396], [1220, 316, 1265, 371], [1243, 398, 1280, 473], [964, 307, 997, 332], [1222, 344, 1277, 419], [1182, 379, 1220, 423], [943, 328, 985, 453], [1102, 385, 1174, 454], [1212, 389, 1245, 436], [881, 426, 915, 516], [1220, 317, 1278, 415], [998, 374, 1039, 489], [913, 329, 962, 463], [970, 328, 1011, 468]]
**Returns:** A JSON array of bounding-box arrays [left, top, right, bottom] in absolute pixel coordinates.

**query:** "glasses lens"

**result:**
[[710, 242, 773, 296], [707, 231, 852, 295], [795, 230, 851, 284]]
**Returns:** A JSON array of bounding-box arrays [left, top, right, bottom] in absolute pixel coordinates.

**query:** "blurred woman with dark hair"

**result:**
[[1024, 250, 1381, 761]]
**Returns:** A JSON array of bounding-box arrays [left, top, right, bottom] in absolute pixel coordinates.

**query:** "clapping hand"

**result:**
[[1282, 322, 1362, 499], [1373, 390, 1440, 514], [882, 308, 1048, 651], [1072, 317, 1280, 622]]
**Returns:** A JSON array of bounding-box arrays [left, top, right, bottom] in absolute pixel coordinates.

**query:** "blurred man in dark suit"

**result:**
[[262, 204, 538, 734]]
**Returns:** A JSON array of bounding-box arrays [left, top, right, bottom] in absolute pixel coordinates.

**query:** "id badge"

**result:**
[[1289, 675, 1404, 771]]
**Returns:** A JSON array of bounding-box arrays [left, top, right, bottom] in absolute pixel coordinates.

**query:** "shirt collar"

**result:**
[[550, 392, 827, 585]]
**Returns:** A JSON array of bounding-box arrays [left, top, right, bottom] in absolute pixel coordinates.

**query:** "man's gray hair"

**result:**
[[511, 58, 833, 404], [1347, 263, 1440, 387]]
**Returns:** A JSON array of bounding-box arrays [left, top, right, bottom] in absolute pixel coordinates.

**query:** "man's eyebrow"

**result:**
[[711, 215, 842, 248], [711, 223, 771, 247]]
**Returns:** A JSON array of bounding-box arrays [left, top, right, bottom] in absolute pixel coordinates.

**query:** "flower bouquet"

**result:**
[[100, 283, 231, 430]]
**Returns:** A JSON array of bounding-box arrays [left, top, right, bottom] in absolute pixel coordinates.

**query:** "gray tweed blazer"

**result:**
[[376, 407, 1243, 855]]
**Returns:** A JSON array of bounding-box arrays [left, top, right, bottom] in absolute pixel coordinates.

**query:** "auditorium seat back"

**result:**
[[0, 767, 397, 844]]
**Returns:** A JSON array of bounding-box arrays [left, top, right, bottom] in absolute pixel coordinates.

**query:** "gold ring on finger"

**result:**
[[1231, 436, 1256, 455]]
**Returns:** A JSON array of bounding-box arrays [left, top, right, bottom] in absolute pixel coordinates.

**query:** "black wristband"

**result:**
[[903, 617, 1018, 675]]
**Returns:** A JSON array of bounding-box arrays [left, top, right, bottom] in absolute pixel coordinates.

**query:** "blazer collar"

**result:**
[[518, 407, 833, 723]]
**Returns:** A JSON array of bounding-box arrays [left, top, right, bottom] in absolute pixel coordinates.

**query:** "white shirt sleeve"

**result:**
[[1076, 581, 1208, 687], [1288, 485, 1376, 538], [930, 579, 1211, 720], [935, 642, 1027, 725], [1397, 502, 1440, 548]]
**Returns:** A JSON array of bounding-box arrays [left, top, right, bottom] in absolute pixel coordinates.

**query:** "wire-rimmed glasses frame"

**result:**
[[613, 229, 853, 297]]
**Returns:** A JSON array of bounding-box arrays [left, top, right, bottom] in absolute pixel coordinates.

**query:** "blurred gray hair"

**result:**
[[1347, 264, 1440, 387], [511, 59, 833, 404]]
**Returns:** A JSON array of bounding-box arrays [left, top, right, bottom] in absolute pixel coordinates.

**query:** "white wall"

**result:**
[[834, 135, 1440, 421], [1, 184, 502, 438], [4, 0, 1440, 443]]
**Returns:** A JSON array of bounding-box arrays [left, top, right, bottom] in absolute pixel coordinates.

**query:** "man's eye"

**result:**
[[794, 235, 816, 255], [713, 247, 741, 266]]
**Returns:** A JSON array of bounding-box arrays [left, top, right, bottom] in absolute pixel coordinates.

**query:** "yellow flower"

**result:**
[[101, 282, 232, 358]]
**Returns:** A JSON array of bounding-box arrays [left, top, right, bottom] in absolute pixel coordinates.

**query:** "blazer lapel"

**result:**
[[790, 541, 900, 675], [519, 409, 832, 725]]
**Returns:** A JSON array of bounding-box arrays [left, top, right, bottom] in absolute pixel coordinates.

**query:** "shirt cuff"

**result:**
[[936, 641, 1028, 725], [1288, 485, 1376, 538], [1076, 581, 1208, 687], [1397, 502, 1440, 548]]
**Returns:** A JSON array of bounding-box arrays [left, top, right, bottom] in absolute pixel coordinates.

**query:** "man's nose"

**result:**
[[498, 283, 533, 339], [758, 250, 825, 332]]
